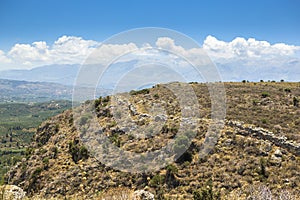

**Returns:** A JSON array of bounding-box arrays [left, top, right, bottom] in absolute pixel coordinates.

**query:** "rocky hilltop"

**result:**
[[5, 82, 300, 199]]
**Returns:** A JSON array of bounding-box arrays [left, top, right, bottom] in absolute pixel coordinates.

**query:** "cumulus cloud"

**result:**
[[9, 41, 50, 66], [154, 36, 300, 81], [86, 43, 138, 65], [0, 36, 142, 71], [0, 34, 299, 81], [203, 35, 300, 62], [0, 36, 100, 70], [202, 35, 300, 81], [156, 37, 210, 66]]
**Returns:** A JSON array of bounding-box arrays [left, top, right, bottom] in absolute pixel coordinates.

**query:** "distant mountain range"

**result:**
[[0, 63, 298, 103], [0, 79, 73, 102], [0, 64, 80, 86], [0, 62, 299, 88], [0, 64, 113, 102], [0, 63, 138, 88], [0, 62, 254, 89]]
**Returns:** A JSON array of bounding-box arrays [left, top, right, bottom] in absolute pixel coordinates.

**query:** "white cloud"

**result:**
[[203, 35, 300, 81], [0, 34, 299, 81], [154, 36, 300, 81], [9, 41, 50, 65], [86, 43, 138, 65], [0, 36, 100, 70], [51, 36, 99, 63], [0, 36, 141, 71], [203, 35, 300, 61], [156, 37, 209, 64]]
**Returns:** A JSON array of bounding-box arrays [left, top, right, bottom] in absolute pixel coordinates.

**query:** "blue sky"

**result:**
[[0, 0, 299, 81], [0, 0, 299, 49]]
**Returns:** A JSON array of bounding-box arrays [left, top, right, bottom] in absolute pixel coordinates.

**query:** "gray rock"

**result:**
[[274, 149, 283, 157], [0, 185, 26, 200], [120, 126, 130, 132], [133, 190, 155, 200], [270, 154, 282, 166], [139, 113, 150, 119], [129, 104, 138, 115], [224, 139, 233, 146], [260, 141, 272, 155], [154, 115, 167, 122]]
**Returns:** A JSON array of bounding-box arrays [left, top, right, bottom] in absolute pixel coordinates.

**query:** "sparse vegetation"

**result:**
[[68, 140, 89, 163], [129, 88, 150, 95], [261, 91, 270, 98], [193, 178, 220, 200], [149, 174, 165, 188], [2, 82, 300, 199]]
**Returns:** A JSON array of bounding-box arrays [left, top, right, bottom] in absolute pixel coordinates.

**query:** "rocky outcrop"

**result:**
[[0, 185, 26, 200], [227, 120, 300, 156], [133, 190, 155, 200]]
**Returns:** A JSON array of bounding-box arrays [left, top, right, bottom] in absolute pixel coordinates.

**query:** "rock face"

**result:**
[[0, 185, 26, 200]]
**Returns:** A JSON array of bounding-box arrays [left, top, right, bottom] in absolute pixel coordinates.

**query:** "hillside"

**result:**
[[0, 79, 72, 102], [4, 82, 300, 199], [0, 101, 72, 184]]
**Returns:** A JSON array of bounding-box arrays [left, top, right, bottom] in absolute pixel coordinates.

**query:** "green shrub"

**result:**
[[54, 124, 59, 133], [149, 174, 165, 188], [94, 98, 101, 108], [42, 157, 49, 165], [258, 158, 268, 180], [166, 164, 178, 174], [252, 99, 259, 106], [193, 178, 220, 200], [79, 146, 89, 159], [31, 167, 42, 179], [68, 140, 89, 163], [102, 96, 110, 103], [293, 97, 299, 107], [165, 164, 179, 188], [261, 118, 267, 124], [51, 146, 58, 158], [129, 88, 150, 95], [42, 157, 49, 170], [79, 115, 91, 126], [261, 92, 270, 98], [173, 135, 189, 157], [109, 134, 121, 147]]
